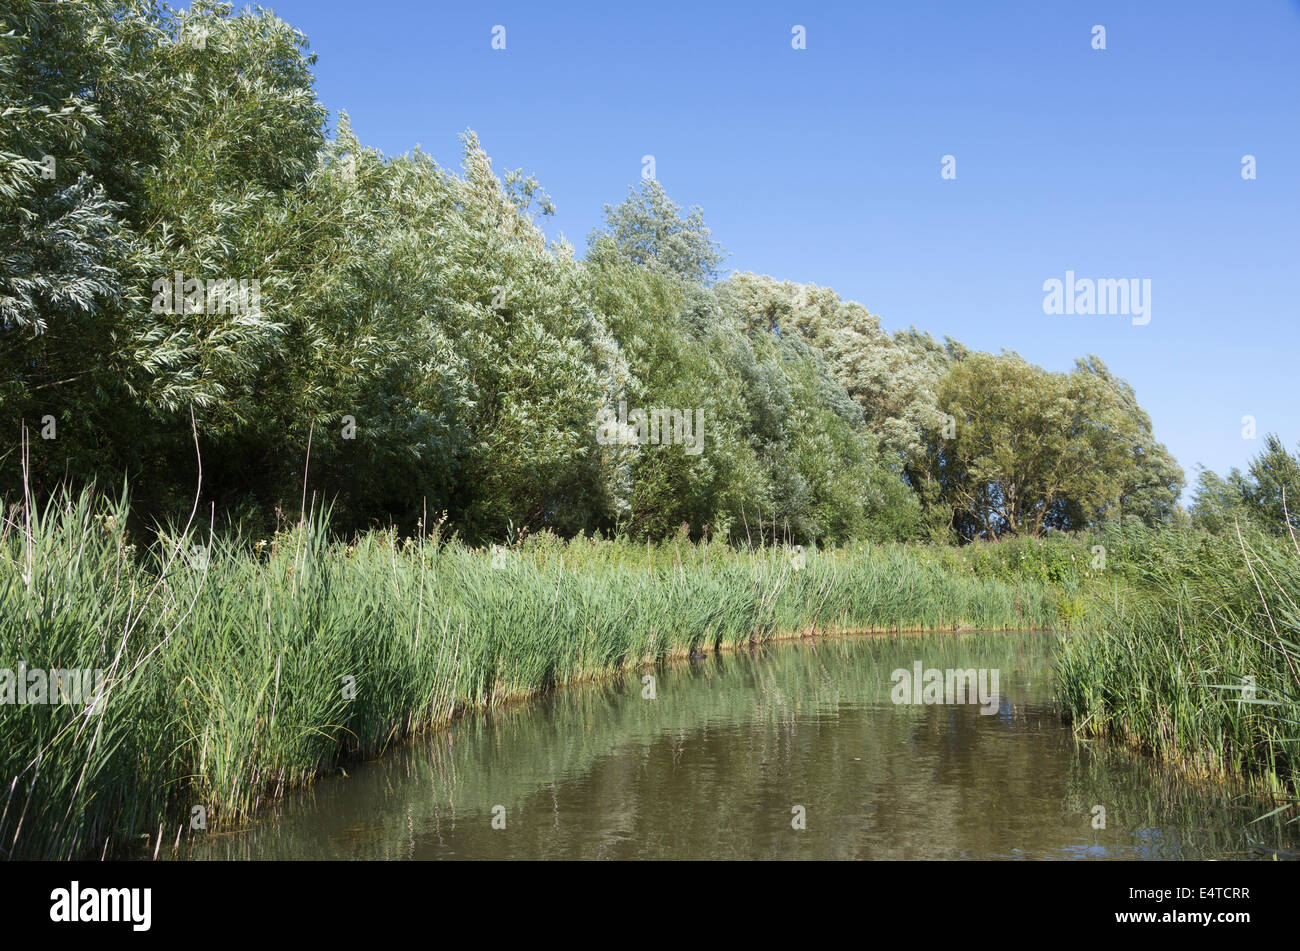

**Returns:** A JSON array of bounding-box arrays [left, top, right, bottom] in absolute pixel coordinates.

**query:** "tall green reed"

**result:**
[[1057, 522, 1300, 801], [1, 488, 1055, 859]]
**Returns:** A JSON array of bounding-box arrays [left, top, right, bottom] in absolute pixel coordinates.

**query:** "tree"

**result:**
[[1244, 434, 1300, 532], [1189, 467, 1252, 535], [0, 0, 159, 497], [935, 353, 1139, 538], [0, 0, 1181, 550], [1189, 437, 1300, 537], [590, 180, 725, 285], [1070, 356, 1184, 528]]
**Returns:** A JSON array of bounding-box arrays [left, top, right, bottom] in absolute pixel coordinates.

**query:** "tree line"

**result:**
[[3, 0, 1238, 546]]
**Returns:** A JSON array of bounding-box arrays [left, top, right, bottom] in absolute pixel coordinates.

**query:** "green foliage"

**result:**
[[1245, 435, 1300, 532], [591, 179, 725, 284], [3, 0, 1292, 865], [1057, 523, 1300, 797], [2, 1, 1180, 547], [1072, 356, 1184, 528], [1190, 467, 1253, 535], [0, 488, 1054, 859], [1190, 435, 1300, 538], [934, 352, 1145, 538]]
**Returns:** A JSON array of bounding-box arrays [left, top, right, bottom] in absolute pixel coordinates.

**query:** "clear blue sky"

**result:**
[[241, 0, 1299, 502]]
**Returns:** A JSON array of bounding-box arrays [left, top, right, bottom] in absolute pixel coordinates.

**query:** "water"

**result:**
[[180, 631, 1299, 860]]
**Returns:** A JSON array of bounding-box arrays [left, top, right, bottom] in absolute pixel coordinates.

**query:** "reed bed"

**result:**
[[0, 490, 1056, 859], [1056, 525, 1300, 802]]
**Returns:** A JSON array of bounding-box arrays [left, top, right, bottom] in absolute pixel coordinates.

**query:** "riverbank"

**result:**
[[0, 491, 1057, 860], [1056, 526, 1300, 800], [175, 629, 1300, 861], [5, 490, 1297, 860]]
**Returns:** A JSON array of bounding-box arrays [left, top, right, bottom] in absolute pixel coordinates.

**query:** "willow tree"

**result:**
[[935, 352, 1141, 538], [0, 0, 158, 496], [1069, 355, 1183, 528], [594, 179, 725, 285], [1243, 435, 1300, 533]]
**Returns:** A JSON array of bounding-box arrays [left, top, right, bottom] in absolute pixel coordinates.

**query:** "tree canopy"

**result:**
[[1, 0, 1185, 544]]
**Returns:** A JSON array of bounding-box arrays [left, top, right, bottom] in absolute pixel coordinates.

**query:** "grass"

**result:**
[[11, 483, 1294, 861], [1056, 523, 1300, 805], [0, 489, 1057, 860]]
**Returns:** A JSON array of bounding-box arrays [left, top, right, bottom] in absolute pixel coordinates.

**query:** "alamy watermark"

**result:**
[[151, 272, 261, 317], [596, 401, 705, 455], [50, 882, 150, 931], [890, 662, 1001, 715], [1, 664, 105, 711], [1042, 270, 1150, 326]]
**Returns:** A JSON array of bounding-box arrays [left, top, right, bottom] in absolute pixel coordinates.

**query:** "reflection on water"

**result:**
[[178, 631, 1298, 860]]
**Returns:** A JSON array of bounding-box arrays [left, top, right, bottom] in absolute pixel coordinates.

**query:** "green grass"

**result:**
[[1056, 524, 1300, 804], [8, 487, 1297, 859], [0, 489, 1056, 860]]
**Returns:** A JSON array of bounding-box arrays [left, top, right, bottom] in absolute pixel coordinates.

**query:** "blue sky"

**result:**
[[245, 0, 1298, 501]]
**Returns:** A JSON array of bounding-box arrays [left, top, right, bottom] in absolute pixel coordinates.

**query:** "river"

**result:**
[[179, 630, 1298, 860]]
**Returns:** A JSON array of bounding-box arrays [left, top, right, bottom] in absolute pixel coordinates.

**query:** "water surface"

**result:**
[[182, 631, 1299, 860]]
